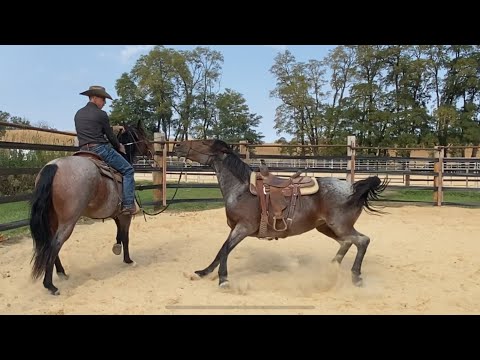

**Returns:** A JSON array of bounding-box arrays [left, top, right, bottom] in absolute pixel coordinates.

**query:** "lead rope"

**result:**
[[135, 157, 187, 219]]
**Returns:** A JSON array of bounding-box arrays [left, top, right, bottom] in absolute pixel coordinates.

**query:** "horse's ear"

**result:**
[[137, 119, 143, 130]]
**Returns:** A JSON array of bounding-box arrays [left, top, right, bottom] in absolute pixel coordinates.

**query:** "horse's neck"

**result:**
[[212, 159, 249, 200]]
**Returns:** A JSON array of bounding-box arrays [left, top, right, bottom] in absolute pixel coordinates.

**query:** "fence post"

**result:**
[[347, 136, 356, 183], [433, 146, 444, 206], [162, 136, 167, 206], [239, 140, 249, 164], [405, 162, 411, 186], [153, 132, 166, 210]]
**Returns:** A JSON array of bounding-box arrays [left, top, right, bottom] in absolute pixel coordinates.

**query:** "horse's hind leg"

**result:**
[[316, 224, 370, 286], [43, 222, 75, 295], [349, 231, 370, 286], [316, 224, 352, 264], [43, 249, 60, 295], [43, 224, 76, 295], [55, 256, 69, 279]]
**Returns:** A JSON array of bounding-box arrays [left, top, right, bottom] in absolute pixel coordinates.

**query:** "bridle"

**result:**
[[122, 126, 153, 163], [135, 141, 218, 217], [181, 140, 220, 166]]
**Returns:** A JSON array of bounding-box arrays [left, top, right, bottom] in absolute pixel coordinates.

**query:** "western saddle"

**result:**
[[72, 151, 142, 217], [73, 151, 123, 183], [249, 160, 319, 238]]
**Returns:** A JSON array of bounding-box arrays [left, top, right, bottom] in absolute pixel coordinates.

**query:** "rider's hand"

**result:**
[[119, 144, 126, 154], [112, 125, 125, 133]]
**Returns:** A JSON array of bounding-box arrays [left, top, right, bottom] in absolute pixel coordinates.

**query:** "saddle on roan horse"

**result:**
[[72, 127, 126, 184], [73, 151, 123, 183], [249, 160, 319, 238], [72, 151, 128, 216]]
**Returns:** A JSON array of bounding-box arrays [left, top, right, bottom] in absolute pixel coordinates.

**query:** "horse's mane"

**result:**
[[212, 139, 251, 183]]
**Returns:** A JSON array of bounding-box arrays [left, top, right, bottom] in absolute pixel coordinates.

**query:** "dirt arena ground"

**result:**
[[1, 205, 479, 315]]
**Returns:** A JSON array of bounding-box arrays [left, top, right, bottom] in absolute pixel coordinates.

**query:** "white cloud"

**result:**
[[120, 45, 155, 63], [264, 45, 288, 51]]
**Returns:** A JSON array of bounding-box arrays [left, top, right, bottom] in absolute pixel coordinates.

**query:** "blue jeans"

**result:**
[[90, 144, 135, 208]]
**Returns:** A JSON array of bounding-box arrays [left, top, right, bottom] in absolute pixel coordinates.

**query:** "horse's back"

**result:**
[[316, 177, 353, 199], [49, 156, 101, 184]]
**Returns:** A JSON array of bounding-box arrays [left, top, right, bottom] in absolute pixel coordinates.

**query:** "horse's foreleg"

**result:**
[[195, 225, 248, 288], [217, 225, 248, 287], [112, 217, 123, 256], [116, 215, 133, 264], [194, 230, 234, 278]]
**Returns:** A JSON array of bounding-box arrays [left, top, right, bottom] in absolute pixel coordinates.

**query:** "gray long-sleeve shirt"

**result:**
[[74, 102, 120, 150]]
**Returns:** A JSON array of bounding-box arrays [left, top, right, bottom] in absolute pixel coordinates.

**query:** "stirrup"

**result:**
[[120, 207, 137, 216], [273, 217, 287, 231]]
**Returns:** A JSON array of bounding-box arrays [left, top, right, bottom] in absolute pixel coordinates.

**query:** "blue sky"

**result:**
[[0, 45, 335, 142]]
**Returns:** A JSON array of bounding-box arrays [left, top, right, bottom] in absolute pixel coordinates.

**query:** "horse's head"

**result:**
[[118, 120, 153, 164], [174, 139, 233, 165]]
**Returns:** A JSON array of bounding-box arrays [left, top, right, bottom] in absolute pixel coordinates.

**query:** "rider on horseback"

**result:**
[[74, 85, 137, 215]]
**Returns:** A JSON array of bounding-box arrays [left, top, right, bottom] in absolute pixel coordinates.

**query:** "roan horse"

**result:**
[[29, 121, 152, 295], [174, 139, 388, 288]]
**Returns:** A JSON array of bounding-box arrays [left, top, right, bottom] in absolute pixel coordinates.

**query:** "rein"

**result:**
[[138, 141, 217, 217], [135, 159, 184, 217], [133, 136, 185, 217]]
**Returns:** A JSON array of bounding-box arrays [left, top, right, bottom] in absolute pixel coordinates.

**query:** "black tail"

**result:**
[[29, 164, 58, 280], [347, 176, 389, 214]]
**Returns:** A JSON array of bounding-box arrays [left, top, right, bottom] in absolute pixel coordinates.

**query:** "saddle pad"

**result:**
[[249, 172, 319, 196]]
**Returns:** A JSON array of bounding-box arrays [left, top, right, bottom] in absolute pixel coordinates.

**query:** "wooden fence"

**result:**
[[1, 123, 480, 232]]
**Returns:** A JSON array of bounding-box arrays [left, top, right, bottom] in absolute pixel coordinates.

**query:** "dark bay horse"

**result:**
[[174, 139, 388, 288], [29, 121, 153, 295]]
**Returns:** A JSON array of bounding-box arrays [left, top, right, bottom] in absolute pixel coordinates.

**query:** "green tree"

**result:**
[[212, 89, 264, 144], [110, 73, 154, 136], [270, 50, 328, 155], [190, 47, 224, 139], [323, 46, 356, 145], [130, 45, 176, 137]]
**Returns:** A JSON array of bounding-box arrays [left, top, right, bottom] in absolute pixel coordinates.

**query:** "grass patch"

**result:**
[[136, 186, 224, 212], [382, 188, 480, 204]]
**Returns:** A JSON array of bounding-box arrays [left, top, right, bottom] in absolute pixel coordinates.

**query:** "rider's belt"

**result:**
[[80, 142, 103, 150]]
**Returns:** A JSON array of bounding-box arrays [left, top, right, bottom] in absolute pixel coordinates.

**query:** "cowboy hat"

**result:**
[[79, 85, 113, 100]]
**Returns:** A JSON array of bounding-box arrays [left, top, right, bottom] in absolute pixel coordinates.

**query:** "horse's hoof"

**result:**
[[50, 289, 60, 296], [195, 270, 208, 278], [58, 272, 69, 280], [186, 272, 201, 281], [352, 275, 363, 287], [125, 260, 137, 267], [219, 280, 230, 289], [112, 243, 122, 255]]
